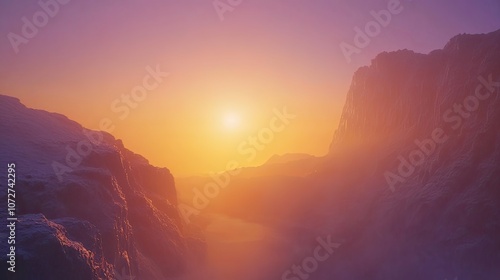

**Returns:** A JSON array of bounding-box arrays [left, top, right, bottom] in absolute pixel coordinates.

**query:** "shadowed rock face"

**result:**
[[331, 31, 500, 153], [312, 30, 500, 280], [0, 96, 203, 280]]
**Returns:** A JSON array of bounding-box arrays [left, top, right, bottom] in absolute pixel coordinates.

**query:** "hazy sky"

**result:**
[[1, 0, 499, 176]]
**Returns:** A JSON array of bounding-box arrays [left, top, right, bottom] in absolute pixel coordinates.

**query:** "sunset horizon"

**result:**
[[1, 1, 500, 280], [2, 0, 499, 176]]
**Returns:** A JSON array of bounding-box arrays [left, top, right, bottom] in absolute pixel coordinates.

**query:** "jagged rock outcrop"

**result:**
[[0, 95, 204, 280]]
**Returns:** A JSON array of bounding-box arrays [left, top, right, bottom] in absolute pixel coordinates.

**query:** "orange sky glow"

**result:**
[[1, 0, 498, 176]]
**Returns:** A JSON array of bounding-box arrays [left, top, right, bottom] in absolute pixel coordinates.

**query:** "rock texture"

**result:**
[[0, 95, 203, 280], [312, 30, 500, 280]]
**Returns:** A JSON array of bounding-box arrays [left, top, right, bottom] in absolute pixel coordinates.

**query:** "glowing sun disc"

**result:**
[[223, 112, 241, 129]]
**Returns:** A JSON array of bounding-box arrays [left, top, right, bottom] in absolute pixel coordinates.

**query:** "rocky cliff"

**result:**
[[0, 95, 203, 280], [312, 30, 500, 280], [332, 31, 500, 153]]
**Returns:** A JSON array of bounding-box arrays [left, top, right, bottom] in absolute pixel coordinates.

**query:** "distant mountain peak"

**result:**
[[265, 153, 316, 165]]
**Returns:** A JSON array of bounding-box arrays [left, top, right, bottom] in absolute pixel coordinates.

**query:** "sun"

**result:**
[[223, 112, 241, 129]]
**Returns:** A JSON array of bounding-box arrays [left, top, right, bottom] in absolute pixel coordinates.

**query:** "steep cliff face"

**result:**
[[313, 30, 500, 279], [332, 31, 500, 153], [0, 95, 203, 280]]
